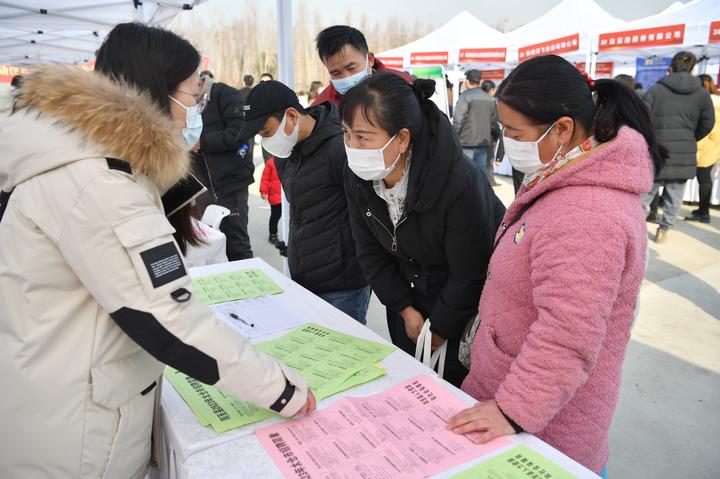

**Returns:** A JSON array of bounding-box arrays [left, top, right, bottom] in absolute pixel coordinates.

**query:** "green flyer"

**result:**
[[450, 445, 578, 479], [165, 324, 395, 433], [191, 268, 283, 304]]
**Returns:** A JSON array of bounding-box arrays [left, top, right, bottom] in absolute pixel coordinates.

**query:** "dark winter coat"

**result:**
[[453, 87, 500, 148], [196, 82, 254, 196], [275, 102, 367, 294], [345, 98, 504, 342], [644, 72, 715, 180]]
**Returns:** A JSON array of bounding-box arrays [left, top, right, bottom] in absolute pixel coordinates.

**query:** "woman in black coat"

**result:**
[[340, 73, 504, 386]]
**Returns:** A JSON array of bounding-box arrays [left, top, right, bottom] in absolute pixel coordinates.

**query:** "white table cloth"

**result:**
[[153, 258, 599, 479]]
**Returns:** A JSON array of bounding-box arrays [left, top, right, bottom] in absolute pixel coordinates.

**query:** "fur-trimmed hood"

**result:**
[[0, 65, 188, 192]]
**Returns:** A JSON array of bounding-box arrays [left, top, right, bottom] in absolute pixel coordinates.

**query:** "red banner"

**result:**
[[478, 69, 505, 81], [458, 48, 507, 63], [710, 21, 720, 44], [410, 51, 449, 65], [0, 64, 29, 84], [377, 56, 404, 69], [518, 34, 580, 61], [576, 62, 614, 77], [599, 24, 685, 51]]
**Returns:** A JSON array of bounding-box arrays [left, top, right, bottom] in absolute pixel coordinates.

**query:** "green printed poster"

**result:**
[[165, 324, 395, 433], [450, 445, 578, 479], [191, 268, 283, 304]]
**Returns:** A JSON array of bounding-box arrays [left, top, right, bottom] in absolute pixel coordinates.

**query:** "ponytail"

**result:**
[[593, 79, 667, 174], [412, 78, 436, 103]]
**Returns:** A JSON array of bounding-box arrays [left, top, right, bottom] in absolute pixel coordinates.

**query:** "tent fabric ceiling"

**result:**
[[0, 1, 205, 66], [379, 0, 720, 68]]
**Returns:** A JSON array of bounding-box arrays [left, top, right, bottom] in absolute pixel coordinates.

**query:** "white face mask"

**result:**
[[331, 56, 370, 95], [169, 95, 203, 150], [503, 122, 562, 175], [345, 134, 401, 181], [262, 111, 299, 158]]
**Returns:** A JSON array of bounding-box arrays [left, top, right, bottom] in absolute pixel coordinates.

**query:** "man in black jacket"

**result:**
[[642, 52, 715, 243], [195, 70, 255, 260], [237, 81, 370, 323]]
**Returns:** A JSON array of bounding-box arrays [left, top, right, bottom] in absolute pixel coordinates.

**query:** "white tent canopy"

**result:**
[[377, 11, 505, 68], [0, 1, 206, 66], [594, 0, 720, 67], [496, 0, 626, 64]]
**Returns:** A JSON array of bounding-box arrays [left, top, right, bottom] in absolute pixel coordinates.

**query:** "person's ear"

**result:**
[[284, 108, 299, 135], [555, 116, 575, 148], [397, 128, 411, 155], [367, 52, 375, 70]]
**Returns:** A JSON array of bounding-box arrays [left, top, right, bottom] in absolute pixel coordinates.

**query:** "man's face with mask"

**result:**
[[321, 45, 373, 81]]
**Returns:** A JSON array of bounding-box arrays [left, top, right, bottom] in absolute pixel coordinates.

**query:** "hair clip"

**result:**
[[582, 71, 596, 90]]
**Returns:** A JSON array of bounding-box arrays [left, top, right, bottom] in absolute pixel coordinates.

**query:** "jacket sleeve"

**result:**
[[56, 170, 308, 417], [259, 162, 271, 197], [200, 85, 246, 152], [453, 93, 468, 134], [345, 173, 413, 313], [695, 92, 716, 141], [490, 103, 501, 142], [429, 174, 497, 340], [494, 215, 627, 432]]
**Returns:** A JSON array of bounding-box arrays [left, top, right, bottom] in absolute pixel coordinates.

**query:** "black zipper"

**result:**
[[365, 208, 407, 253], [200, 152, 218, 201]]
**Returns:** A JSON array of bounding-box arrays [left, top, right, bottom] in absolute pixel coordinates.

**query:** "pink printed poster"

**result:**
[[256, 375, 511, 478]]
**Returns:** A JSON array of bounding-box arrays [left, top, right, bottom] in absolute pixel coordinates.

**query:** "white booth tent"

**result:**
[[377, 11, 506, 70], [0, 1, 206, 66], [591, 0, 720, 74], [377, 0, 626, 74]]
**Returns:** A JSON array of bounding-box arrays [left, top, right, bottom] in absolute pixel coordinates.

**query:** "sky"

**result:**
[[187, 0, 687, 31]]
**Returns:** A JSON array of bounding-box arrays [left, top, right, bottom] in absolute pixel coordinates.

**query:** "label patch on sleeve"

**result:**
[[140, 242, 187, 288]]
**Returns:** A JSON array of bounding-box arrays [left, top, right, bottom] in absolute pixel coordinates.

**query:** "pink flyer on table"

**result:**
[[256, 374, 512, 479]]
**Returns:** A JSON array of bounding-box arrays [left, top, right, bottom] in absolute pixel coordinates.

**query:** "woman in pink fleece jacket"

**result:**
[[448, 55, 668, 477]]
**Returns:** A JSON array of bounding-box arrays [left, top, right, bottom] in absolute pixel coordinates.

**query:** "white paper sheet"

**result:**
[[210, 296, 307, 339]]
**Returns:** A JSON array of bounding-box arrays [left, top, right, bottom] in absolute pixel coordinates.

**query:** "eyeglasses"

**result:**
[[172, 89, 209, 113]]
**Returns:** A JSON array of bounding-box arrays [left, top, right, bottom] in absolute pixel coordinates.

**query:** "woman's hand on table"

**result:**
[[295, 389, 317, 416], [446, 399, 515, 444], [400, 306, 425, 342]]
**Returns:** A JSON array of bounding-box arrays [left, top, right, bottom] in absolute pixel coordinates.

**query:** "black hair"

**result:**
[[95, 22, 203, 254], [95, 23, 200, 115], [613, 74, 635, 90], [671, 51, 696, 73], [634, 82, 644, 90], [243, 74, 254, 86], [315, 25, 369, 62], [308, 80, 323, 100], [497, 54, 667, 174], [10, 75, 23, 88], [699, 74, 718, 95], [339, 72, 434, 142], [481, 80, 496, 93], [268, 104, 308, 122], [260, 72, 274, 80]]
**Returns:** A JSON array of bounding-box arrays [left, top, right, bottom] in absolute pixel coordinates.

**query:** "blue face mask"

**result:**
[[169, 95, 204, 150], [331, 57, 370, 95]]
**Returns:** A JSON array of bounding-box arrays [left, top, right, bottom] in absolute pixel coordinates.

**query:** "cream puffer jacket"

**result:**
[[0, 66, 308, 479]]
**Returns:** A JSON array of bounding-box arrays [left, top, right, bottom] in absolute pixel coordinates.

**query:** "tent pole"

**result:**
[[276, 0, 294, 276]]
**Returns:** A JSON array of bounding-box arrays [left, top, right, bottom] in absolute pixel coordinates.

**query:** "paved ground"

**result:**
[[245, 154, 719, 478]]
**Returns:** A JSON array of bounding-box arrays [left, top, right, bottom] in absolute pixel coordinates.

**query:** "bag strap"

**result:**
[[415, 319, 448, 378]]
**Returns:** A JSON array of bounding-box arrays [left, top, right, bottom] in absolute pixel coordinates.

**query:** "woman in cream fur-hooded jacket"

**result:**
[[0, 65, 309, 478]]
